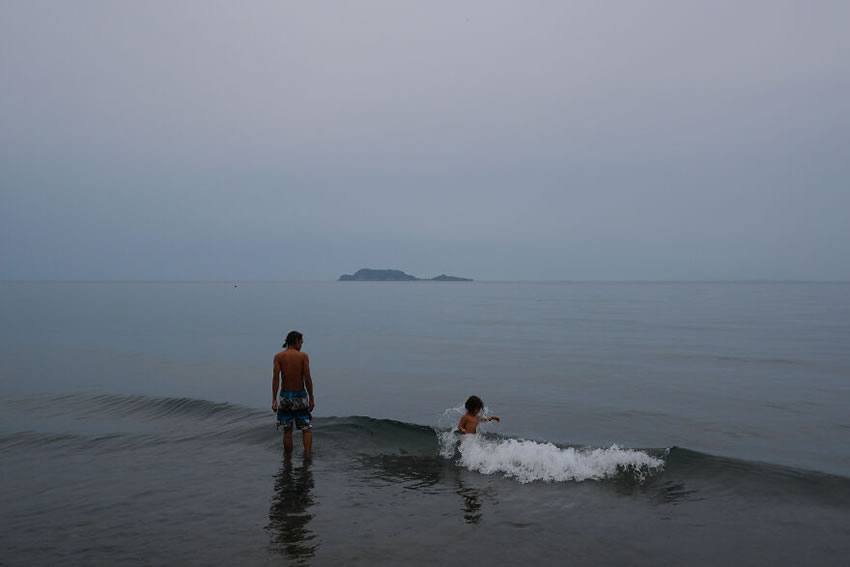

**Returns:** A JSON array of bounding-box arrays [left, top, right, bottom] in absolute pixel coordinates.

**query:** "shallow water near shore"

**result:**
[[1, 281, 849, 565]]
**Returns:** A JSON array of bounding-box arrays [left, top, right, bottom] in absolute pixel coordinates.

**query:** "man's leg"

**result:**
[[283, 429, 293, 453], [302, 429, 312, 455]]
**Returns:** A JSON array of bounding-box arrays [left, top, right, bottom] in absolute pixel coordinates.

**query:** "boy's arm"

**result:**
[[272, 356, 280, 411], [303, 354, 315, 411]]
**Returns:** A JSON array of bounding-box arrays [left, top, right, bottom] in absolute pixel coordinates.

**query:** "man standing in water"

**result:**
[[272, 331, 315, 455]]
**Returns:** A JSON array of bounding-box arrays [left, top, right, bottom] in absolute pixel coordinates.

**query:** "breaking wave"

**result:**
[[437, 429, 664, 483]]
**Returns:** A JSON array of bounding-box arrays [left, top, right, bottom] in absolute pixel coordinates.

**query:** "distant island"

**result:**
[[338, 268, 473, 282]]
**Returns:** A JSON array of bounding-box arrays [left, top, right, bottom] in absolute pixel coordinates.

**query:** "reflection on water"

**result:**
[[643, 478, 706, 523], [651, 480, 704, 505], [356, 454, 444, 492], [357, 452, 494, 524], [267, 455, 317, 563], [456, 480, 483, 524]]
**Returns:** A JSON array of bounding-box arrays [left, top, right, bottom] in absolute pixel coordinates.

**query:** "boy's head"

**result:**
[[283, 330, 304, 349], [465, 395, 484, 415]]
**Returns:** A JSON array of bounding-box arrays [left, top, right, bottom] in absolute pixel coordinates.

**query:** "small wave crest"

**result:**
[[436, 404, 664, 483], [437, 429, 664, 483]]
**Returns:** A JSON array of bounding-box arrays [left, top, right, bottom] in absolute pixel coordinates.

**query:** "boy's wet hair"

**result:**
[[465, 395, 484, 413], [283, 330, 303, 348]]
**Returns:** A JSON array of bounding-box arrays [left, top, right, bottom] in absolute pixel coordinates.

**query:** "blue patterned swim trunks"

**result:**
[[277, 389, 312, 431]]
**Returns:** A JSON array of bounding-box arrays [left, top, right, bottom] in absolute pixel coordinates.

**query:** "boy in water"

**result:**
[[457, 395, 500, 434], [273, 331, 315, 455]]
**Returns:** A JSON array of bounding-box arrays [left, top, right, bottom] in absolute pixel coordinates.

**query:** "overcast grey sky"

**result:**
[[2, 1, 848, 280]]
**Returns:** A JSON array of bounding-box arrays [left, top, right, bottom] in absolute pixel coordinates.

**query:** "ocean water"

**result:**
[[1, 281, 848, 565]]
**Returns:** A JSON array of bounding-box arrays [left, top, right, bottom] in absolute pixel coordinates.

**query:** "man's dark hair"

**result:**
[[283, 330, 303, 348], [465, 395, 484, 414]]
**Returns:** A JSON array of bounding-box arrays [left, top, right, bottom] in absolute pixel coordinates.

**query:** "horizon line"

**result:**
[[2, 278, 849, 284]]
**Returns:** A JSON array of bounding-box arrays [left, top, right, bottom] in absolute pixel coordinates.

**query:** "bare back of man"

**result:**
[[272, 332, 315, 455], [274, 350, 311, 393]]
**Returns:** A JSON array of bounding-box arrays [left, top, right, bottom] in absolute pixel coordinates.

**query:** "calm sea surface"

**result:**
[[1, 281, 848, 565]]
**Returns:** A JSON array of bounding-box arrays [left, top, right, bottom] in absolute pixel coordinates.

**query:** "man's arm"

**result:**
[[303, 354, 315, 412], [272, 355, 281, 411]]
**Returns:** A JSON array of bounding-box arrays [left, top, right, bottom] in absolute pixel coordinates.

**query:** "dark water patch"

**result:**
[[0, 431, 89, 451], [648, 447, 850, 508], [355, 454, 452, 493], [82, 392, 255, 422], [0, 429, 210, 454], [1, 391, 261, 428], [318, 415, 439, 455], [660, 351, 808, 367]]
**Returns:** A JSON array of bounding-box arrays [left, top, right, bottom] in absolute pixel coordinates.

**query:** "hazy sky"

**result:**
[[2, 1, 848, 280]]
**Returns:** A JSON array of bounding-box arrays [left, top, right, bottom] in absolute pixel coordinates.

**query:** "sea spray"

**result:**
[[436, 404, 664, 482], [438, 429, 664, 483]]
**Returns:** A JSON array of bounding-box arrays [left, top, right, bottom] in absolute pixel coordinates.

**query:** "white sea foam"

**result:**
[[437, 428, 664, 483]]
